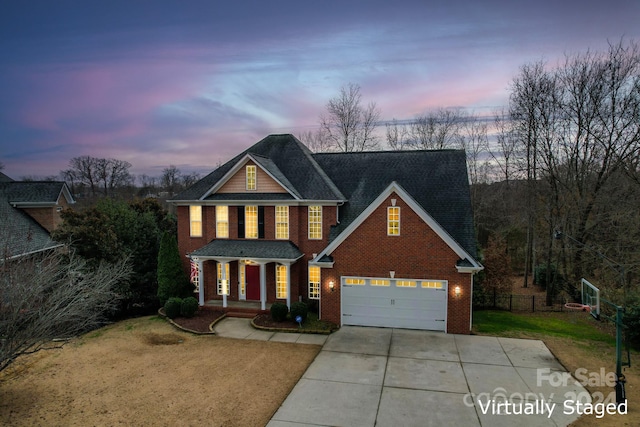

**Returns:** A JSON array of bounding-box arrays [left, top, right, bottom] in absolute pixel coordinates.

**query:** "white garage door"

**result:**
[[341, 276, 447, 331]]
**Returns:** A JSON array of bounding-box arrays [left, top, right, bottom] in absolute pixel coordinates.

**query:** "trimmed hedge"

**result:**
[[270, 302, 288, 322], [164, 297, 183, 319], [290, 301, 308, 323], [181, 296, 199, 318]]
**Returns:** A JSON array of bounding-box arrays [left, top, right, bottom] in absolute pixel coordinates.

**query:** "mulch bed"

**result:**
[[252, 313, 302, 330], [170, 309, 226, 333]]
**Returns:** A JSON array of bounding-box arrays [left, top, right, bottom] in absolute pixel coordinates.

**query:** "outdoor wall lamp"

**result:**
[[329, 281, 335, 292], [454, 286, 461, 298]]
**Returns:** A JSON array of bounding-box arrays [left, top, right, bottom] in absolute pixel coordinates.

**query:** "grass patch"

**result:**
[[473, 310, 615, 344], [300, 312, 337, 332]]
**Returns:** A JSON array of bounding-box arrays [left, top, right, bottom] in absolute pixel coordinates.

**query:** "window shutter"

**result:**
[[237, 206, 245, 238], [258, 206, 265, 239]]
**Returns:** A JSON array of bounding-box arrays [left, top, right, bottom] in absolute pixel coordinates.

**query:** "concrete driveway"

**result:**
[[267, 326, 590, 427]]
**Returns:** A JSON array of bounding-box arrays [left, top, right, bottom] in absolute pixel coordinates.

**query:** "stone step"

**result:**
[[225, 311, 257, 319]]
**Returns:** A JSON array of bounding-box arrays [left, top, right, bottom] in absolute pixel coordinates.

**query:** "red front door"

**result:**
[[246, 265, 260, 300]]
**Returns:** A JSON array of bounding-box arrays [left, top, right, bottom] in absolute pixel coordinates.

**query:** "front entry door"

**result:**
[[246, 265, 260, 300]]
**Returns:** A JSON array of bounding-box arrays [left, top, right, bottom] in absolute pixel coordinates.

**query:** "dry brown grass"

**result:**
[[0, 316, 320, 427]]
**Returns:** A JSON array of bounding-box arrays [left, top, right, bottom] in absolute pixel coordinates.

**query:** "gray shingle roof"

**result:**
[[313, 149, 477, 259], [172, 134, 345, 202], [173, 134, 477, 263], [6, 181, 69, 205], [0, 183, 61, 259], [190, 239, 303, 261]]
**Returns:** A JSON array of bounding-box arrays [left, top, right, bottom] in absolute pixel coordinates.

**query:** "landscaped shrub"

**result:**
[[157, 232, 192, 305], [270, 302, 288, 322], [180, 296, 199, 318], [164, 297, 183, 319], [290, 301, 308, 323]]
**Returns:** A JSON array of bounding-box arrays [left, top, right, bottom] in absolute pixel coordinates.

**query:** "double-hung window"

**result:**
[[245, 206, 258, 239], [275, 206, 289, 239], [388, 206, 400, 236], [189, 205, 202, 237], [216, 206, 229, 238], [246, 165, 256, 190], [308, 266, 320, 299], [276, 265, 287, 299], [217, 263, 230, 295], [308, 206, 322, 239]]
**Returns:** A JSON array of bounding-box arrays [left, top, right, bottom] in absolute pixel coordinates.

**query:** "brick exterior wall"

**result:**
[[176, 203, 338, 304], [21, 196, 71, 233], [175, 193, 474, 334], [319, 193, 473, 334]]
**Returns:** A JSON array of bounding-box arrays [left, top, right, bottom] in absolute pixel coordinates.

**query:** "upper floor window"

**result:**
[[308, 206, 322, 240], [275, 206, 289, 239], [388, 206, 400, 236], [216, 206, 229, 238], [246, 165, 256, 190], [245, 206, 258, 239], [189, 205, 202, 237]]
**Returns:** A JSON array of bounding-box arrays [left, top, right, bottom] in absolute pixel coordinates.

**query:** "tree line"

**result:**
[[301, 40, 640, 306]]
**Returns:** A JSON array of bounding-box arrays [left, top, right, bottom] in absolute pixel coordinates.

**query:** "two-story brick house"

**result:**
[[170, 134, 482, 334]]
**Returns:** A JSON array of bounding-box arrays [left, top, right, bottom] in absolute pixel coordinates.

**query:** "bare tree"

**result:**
[[161, 165, 181, 196], [409, 108, 465, 149], [298, 129, 333, 153], [320, 83, 381, 152], [385, 119, 411, 150], [64, 156, 131, 197], [0, 251, 132, 373]]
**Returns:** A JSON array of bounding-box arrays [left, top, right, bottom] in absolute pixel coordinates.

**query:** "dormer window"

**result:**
[[246, 165, 256, 190]]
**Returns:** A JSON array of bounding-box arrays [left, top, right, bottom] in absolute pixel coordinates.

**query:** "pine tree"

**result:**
[[157, 232, 191, 305]]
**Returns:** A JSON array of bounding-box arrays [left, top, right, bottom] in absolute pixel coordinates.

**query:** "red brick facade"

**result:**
[[176, 191, 474, 334], [318, 193, 472, 334]]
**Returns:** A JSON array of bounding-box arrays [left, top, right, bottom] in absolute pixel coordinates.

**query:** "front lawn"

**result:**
[[0, 316, 321, 426]]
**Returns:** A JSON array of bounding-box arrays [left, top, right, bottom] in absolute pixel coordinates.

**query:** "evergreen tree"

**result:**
[[157, 232, 191, 305]]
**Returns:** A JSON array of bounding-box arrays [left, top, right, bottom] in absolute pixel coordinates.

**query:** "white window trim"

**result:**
[[276, 265, 287, 299], [246, 165, 256, 190], [308, 205, 322, 240], [275, 205, 289, 240], [245, 205, 258, 239], [217, 263, 230, 295], [189, 205, 202, 237], [216, 205, 229, 239], [387, 206, 400, 236], [308, 266, 320, 300]]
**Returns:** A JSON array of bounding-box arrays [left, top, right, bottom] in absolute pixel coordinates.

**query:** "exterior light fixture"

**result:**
[[329, 281, 335, 292], [454, 286, 461, 297]]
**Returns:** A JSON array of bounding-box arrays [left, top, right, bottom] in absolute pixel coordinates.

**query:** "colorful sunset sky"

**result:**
[[1, 0, 638, 179]]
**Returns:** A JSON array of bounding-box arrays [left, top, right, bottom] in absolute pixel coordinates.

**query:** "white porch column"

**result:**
[[285, 263, 291, 309], [197, 259, 204, 306], [221, 261, 228, 308], [259, 262, 267, 311]]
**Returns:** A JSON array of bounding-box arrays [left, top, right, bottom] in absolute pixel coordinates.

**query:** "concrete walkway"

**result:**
[[214, 317, 328, 345], [266, 326, 590, 427]]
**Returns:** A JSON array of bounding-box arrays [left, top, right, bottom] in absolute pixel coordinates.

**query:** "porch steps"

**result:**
[[225, 311, 258, 319]]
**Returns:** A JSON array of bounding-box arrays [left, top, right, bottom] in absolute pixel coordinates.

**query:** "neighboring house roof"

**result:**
[[6, 181, 76, 207], [0, 185, 60, 260], [172, 134, 345, 202], [0, 176, 74, 260], [190, 239, 304, 262]]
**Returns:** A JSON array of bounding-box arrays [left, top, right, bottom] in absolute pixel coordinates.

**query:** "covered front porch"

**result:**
[[189, 239, 304, 310]]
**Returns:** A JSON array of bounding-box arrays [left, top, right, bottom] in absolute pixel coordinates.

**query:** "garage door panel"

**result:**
[[342, 278, 447, 331]]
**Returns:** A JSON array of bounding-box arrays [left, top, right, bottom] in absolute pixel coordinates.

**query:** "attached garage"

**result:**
[[341, 276, 447, 331]]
